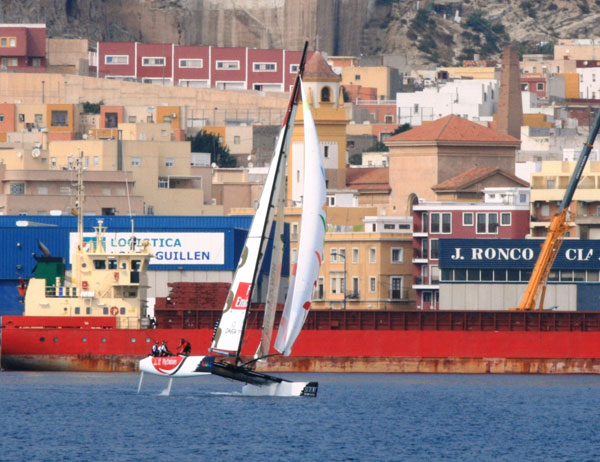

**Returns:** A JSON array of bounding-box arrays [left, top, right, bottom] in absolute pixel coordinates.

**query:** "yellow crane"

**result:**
[[515, 110, 600, 310]]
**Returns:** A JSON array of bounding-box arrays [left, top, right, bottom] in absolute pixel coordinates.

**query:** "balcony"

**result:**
[[412, 248, 428, 264]]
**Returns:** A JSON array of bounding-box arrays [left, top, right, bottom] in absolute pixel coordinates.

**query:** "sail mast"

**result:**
[[232, 42, 309, 364]]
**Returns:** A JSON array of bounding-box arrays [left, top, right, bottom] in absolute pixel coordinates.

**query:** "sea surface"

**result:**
[[0, 372, 599, 462]]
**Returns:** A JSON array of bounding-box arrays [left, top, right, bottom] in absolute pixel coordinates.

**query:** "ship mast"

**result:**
[[75, 149, 84, 250]]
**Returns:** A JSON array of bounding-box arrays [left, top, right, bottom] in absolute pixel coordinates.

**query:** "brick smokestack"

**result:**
[[497, 45, 522, 140]]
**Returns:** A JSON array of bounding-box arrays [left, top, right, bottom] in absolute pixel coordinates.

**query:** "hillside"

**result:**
[[2, 0, 600, 66]]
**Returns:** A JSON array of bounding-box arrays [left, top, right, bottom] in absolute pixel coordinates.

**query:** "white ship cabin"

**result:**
[[24, 221, 152, 329]]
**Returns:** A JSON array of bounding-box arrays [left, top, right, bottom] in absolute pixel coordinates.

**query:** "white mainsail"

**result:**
[[209, 92, 299, 356], [275, 80, 326, 356]]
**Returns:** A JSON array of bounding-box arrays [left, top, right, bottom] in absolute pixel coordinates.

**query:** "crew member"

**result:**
[[177, 338, 191, 356], [151, 341, 159, 356], [159, 340, 172, 356]]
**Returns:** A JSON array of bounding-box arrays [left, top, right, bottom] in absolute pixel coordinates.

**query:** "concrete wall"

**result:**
[[439, 283, 577, 311]]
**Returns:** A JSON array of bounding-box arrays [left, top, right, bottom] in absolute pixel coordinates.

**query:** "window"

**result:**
[[142, 57, 165, 66], [501, 212, 511, 226], [0, 37, 16, 47], [324, 146, 329, 158], [216, 60, 240, 70], [93, 260, 106, 269], [463, 212, 473, 226], [131, 157, 141, 167], [37, 186, 48, 195], [10, 183, 24, 195], [430, 212, 451, 234], [128, 116, 137, 123], [317, 278, 324, 299], [51, 110, 68, 127], [330, 248, 337, 263], [35, 114, 43, 124], [330, 276, 338, 294], [338, 248, 346, 262], [0, 114, 3, 122], [431, 266, 440, 284], [352, 277, 359, 297], [321, 87, 331, 102], [253, 62, 276, 72], [390, 277, 403, 299], [476, 213, 499, 234], [147, 206, 155, 215], [537, 82, 544, 91], [93, 156, 99, 166], [165, 157, 174, 167], [290, 64, 299, 73], [383, 224, 395, 230], [105, 55, 129, 65], [32, 57, 41, 66], [60, 186, 71, 195], [352, 248, 359, 263], [234, 136, 241, 144], [369, 247, 376, 263], [391, 248, 403, 264], [430, 239, 439, 260], [158, 177, 169, 188], [541, 204, 550, 217], [179, 58, 203, 68], [385, 115, 393, 123], [328, 196, 335, 206]]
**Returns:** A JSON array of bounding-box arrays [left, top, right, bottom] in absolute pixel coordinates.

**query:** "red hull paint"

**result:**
[[4, 311, 600, 372]]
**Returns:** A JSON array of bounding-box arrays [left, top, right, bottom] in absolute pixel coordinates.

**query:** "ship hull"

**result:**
[[4, 310, 600, 373]]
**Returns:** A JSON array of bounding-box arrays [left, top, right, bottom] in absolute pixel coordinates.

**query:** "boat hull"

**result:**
[[4, 311, 600, 373]]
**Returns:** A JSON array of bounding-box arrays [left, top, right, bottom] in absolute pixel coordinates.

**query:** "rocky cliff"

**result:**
[[2, 0, 600, 65]]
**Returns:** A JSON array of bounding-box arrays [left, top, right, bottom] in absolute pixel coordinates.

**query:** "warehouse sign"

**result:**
[[69, 232, 225, 266], [440, 239, 600, 270]]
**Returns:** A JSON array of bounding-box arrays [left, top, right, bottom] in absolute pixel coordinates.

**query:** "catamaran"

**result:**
[[139, 43, 325, 397]]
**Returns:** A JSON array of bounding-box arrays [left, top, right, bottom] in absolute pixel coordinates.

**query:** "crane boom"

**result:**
[[516, 110, 600, 311]]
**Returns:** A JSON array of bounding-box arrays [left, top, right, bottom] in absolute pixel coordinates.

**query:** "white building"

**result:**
[[577, 65, 600, 99], [396, 79, 498, 126]]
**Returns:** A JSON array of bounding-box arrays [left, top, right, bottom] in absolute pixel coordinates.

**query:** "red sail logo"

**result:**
[[232, 282, 252, 310]]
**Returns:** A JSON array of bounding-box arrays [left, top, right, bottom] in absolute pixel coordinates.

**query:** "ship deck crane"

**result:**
[[515, 110, 600, 311]]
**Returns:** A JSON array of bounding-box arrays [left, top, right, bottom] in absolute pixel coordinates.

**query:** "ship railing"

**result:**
[[154, 308, 600, 332], [45, 286, 78, 298]]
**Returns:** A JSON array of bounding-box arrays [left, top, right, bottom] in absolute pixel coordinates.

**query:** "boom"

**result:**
[[516, 110, 600, 310]]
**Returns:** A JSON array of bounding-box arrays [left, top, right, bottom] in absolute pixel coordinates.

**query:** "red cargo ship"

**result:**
[[3, 281, 600, 374]]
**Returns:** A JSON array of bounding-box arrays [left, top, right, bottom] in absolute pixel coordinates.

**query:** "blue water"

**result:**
[[0, 373, 599, 461]]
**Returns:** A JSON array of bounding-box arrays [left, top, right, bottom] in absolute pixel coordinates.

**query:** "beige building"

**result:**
[[0, 162, 143, 215], [530, 160, 600, 239], [385, 115, 520, 215], [312, 230, 415, 310], [340, 66, 393, 100], [212, 168, 264, 214], [48, 139, 222, 215], [554, 39, 600, 61]]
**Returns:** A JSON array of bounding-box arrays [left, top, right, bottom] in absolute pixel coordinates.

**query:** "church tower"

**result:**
[[288, 51, 348, 205]]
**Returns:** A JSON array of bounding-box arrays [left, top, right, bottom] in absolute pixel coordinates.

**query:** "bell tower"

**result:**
[[288, 51, 348, 205]]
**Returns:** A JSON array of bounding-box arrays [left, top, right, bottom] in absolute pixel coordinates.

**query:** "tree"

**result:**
[[391, 123, 411, 136], [188, 130, 237, 168], [349, 153, 362, 165], [364, 141, 389, 152], [82, 100, 103, 114]]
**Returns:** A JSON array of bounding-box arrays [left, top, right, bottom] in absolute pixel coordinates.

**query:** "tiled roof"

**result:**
[[303, 51, 341, 81], [386, 115, 519, 143], [346, 167, 390, 191], [432, 167, 529, 191]]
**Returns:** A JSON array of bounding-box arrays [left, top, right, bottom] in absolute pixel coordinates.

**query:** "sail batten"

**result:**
[[274, 80, 326, 356]]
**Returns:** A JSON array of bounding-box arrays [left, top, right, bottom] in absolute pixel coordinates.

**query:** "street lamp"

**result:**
[[331, 252, 347, 310]]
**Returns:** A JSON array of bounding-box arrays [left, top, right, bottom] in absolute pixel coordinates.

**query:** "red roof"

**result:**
[[432, 167, 529, 191], [346, 167, 390, 191], [303, 51, 341, 81], [386, 115, 519, 144]]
